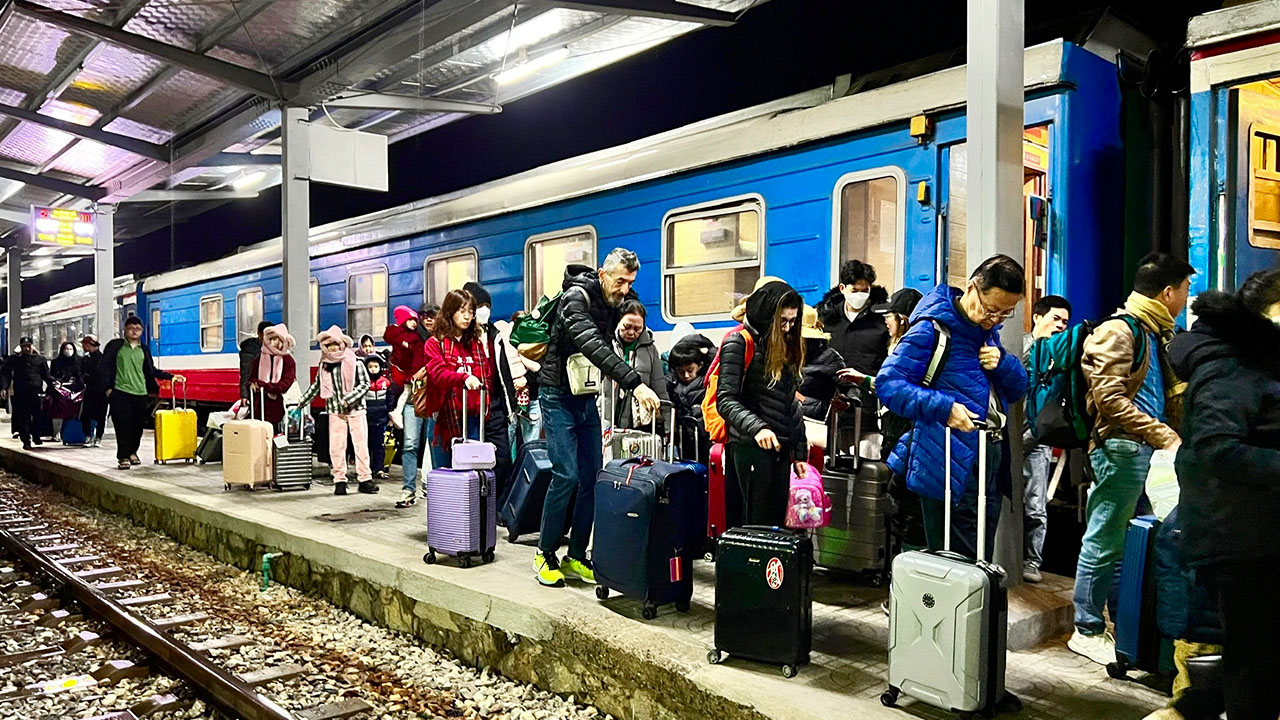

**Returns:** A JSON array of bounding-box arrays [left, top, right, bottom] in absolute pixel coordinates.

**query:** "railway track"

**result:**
[[0, 490, 374, 720]]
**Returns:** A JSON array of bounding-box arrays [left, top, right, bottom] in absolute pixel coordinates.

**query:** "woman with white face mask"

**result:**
[[50, 341, 83, 389]]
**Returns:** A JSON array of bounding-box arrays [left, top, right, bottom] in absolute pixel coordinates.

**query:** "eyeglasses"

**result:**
[[970, 284, 1017, 320], [780, 317, 797, 329]]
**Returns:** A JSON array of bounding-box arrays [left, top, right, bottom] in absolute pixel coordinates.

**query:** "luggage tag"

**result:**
[[669, 553, 683, 583], [273, 435, 290, 449]]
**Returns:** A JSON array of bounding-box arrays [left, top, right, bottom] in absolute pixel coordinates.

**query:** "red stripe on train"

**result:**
[[158, 366, 324, 407]]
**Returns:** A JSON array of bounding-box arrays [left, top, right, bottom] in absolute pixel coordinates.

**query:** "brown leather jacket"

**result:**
[[1081, 310, 1180, 451]]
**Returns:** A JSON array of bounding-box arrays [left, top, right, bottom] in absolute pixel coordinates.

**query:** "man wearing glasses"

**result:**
[[875, 255, 1029, 562]]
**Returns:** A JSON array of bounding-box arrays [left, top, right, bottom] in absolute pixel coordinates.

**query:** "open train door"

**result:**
[[1224, 82, 1280, 289]]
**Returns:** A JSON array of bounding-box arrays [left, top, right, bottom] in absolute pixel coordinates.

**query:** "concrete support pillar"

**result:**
[[966, 0, 1025, 585], [281, 106, 312, 386], [95, 206, 115, 340], [6, 246, 19, 348]]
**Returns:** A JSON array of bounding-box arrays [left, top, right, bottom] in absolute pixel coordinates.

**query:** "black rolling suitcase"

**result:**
[[593, 456, 704, 619], [499, 439, 554, 542], [271, 407, 311, 491], [709, 526, 812, 677], [196, 427, 223, 464]]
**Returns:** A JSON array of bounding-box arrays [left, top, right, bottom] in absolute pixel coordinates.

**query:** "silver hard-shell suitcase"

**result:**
[[883, 428, 1016, 715], [814, 399, 892, 582]]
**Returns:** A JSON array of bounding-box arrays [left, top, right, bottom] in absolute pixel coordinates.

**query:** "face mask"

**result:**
[[62, 348, 73, 357], [844, 291, 870, 310], [475, 306, 491, 325]]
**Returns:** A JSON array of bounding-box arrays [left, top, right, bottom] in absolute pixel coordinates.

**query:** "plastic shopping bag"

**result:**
[[1145, 449, 1180, 521]]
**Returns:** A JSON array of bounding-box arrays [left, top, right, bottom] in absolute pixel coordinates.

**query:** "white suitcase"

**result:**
[[882, 428, 1016, 715], [449, 386, 496, 471]]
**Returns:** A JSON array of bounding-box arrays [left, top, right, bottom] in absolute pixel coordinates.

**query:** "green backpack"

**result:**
[[1027, 315, 1145, 449], [510, 288, 587, 360]]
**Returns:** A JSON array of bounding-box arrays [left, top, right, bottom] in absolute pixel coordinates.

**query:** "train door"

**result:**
[[1226, 82, 1280, 288], [940, 125, 1053, 330]]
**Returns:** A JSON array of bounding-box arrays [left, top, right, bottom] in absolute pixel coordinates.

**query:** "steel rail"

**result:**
[[0, 526, 295, 720]]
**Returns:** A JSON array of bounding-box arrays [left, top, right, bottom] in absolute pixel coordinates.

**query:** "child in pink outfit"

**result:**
[[299, 326, 378, 496]]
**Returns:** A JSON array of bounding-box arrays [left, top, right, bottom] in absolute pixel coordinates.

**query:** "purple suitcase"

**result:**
[[424, 384, 498, 568]]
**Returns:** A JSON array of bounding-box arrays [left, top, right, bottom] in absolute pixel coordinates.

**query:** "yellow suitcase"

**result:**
[[155, 379, 197, 464]]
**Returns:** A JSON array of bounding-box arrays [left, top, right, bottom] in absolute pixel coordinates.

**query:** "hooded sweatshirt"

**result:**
[[384, 305, 424, 387]]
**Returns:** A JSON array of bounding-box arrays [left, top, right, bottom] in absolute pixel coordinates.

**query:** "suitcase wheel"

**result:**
[[706, 649, 722, 665], [641, 601, 657, 620], [675, 600, 690, 613], [594, 586, 609, 600], [1106, 661, 1129, 680], [880, 687, 899, 707], [781, 664, 797, 679], [424, 552, 436, 565], [482, 550, 495, 563], [459, 555, 472, 569]]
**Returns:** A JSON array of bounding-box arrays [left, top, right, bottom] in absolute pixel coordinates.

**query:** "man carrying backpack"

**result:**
[[533, 248, 662, 588], [1020, 295, 1072, 583], [1068, 252, 1193, 667]]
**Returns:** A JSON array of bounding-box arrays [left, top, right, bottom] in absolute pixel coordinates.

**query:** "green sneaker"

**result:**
[[561, 555, 595, 584], [534, 551, 565, 587]]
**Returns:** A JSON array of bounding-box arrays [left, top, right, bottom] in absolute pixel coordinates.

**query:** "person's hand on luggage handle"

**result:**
[[793, 461, 807, 478], [633, 383, 660, 414], [463, 374, 483, 391], [979, 346, 1002, 371], [755, 428, 780, 451], [947, 402, 979, 432]]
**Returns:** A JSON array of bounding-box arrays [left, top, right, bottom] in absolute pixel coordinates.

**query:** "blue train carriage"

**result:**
[[1187, 4, 1280, 299], [14, 278, 137, 359], [139, 27, 1143, 409]]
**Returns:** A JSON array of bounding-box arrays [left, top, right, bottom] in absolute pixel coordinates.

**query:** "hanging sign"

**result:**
[[30, 206, 97, 248]]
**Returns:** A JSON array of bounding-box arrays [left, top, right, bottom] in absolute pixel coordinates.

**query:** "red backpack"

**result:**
[[700, 326, 755, 444]]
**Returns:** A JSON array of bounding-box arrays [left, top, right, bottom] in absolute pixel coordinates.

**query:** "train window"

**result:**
[[834, 170, 903, 289], [424, 250, 477, 307], [347, 268, 388, 340], [526, 227, 596, 308], [310, 278, 319, 340], [236, 288, 264, 343], [1250, 124, 1280, 248], [150, 308, 160, 341], [199, 296, 223, 352], [662, 197, 763, 320]]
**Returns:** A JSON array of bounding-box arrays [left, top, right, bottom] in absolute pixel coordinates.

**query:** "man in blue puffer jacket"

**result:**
[[876, 255, 1029, 561]]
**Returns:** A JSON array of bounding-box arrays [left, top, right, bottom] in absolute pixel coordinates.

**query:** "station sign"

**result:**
[[30, 206, 97, 248]]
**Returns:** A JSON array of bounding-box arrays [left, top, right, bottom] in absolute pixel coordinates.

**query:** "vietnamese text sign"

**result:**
[[31, 206, 96, 248]]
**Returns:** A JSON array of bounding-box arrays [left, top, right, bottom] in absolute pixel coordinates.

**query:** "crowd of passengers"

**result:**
[[3, 247, 1277, 720]]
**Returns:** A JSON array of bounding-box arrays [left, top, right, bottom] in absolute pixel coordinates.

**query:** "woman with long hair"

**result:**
[[421, 289, 496, 467], [715, 280, 809, 525]]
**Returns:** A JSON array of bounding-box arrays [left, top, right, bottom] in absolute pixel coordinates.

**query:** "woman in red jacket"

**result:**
[[422, 289, 494, 467], [385, 305, 432, 507], [249, 323, 297, 431]]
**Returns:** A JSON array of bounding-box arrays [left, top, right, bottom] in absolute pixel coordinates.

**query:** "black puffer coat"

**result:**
[[238, 336, 261, 400], [817, 285, 890, 376], [798, 343, 844, 420], [536, 265, 641, 393], [716, 282, 806, 461], [50, 343, 82, 387], [1169, 291, 1280, 568], [4, 353, 50, 395]]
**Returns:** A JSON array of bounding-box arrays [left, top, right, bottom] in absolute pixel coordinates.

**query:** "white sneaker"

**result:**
[[1068, 630, 1117, 666]]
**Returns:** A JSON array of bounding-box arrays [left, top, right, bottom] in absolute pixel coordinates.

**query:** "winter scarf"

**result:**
[[1124, 291, 1187, 404], [317, 326, 356, 400], [258, 324, 295, 384]]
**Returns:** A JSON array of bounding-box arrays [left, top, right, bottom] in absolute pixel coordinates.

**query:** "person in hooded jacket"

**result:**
[[817, 260, 891, 378], [717, 280, 810, 526], [1, 337, 51, 450], [79, 334, 108, 447], [797, 305, 844, 421], [608, 300, 669, 433], [1168, 271, 1280, 720], [875, 255, 1028, 562], [667, 332, 715, 463], [50, 341, 83, 388], [300, 326, 375, 496], [385, 304, 434, 507], [364, 354, 393, 480], [248, 324, 296, 431]]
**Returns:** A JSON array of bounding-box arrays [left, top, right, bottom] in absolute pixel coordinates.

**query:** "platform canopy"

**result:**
[[0, 0, 754, 277]]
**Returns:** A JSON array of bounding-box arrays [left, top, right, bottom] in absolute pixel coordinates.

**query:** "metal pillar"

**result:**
[[95, 206, 115, 340], [280, 106, 311, 385], [6, 246, 19, 348], [966, 0, 1025, 584]]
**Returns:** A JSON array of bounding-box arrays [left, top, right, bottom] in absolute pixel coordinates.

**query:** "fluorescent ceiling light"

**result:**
[[36, 259, 52, 269], [233, 170, 267, 191], [494, 47, 570, 86], [0, 180, 22, 204]]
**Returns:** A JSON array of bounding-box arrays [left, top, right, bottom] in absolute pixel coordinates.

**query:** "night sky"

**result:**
[[19, 0, 1222, 306]]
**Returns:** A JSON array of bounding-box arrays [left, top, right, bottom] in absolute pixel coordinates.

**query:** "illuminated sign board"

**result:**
[[30, 206, 97, 248]]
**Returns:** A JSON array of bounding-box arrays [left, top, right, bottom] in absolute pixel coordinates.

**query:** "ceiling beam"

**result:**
[[201, 153, 280, 167], [0, 165, 105, 201], [527, 0, 737, 26], [0, 205, 27, 226], [13, 0, 290, 99], [0, 102, 167, 162], [323, 93, 502, 114], [120, 189, 260, 202]]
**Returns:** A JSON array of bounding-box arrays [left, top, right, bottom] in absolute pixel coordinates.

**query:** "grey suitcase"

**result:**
[[814, 401, 892, 583], [271, 405, 312, 491], [882, 428, 1016, 715]]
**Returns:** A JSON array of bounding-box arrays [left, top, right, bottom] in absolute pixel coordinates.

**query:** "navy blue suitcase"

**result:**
[[1109, 515, 1167, 678], [60, 419, 86, 445], [593, 457, 705, 619], [500, 440, 554, 542]]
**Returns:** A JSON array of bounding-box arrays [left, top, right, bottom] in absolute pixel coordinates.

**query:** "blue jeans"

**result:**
[[919, 438, 1003, 562], [1022, 443, 1053, 567], [537, 387, 602, 559], [400, 403, 434, 493], [1074, 437, 1153, 635]]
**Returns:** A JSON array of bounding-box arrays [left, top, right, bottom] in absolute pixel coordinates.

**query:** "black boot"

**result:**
[[334, 482, 348, 496], [358, 480, 379, 494]]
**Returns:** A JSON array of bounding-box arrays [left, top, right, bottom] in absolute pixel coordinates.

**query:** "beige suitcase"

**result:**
[[222, 390, 273, 490]]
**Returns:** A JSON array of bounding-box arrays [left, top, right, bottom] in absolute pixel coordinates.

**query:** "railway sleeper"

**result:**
[[190, 634, 253, 652], [151, 612, 209, 630], [0, 630, 102, 667], [117, 593, 172, 608], [55, 554, 103, 567], [298, 698, 376, 719], [239, 662, 305, 686], [128, 692, 188, 717], [92, 658, 151, 684]]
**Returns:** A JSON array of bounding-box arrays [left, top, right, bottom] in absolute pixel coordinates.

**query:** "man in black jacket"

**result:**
[[534, 249, 661, 588], [1, 337, 50, 450], [817, 260, 890, 377], [238, 321, 272, 402], [79, 334, 109, 446]]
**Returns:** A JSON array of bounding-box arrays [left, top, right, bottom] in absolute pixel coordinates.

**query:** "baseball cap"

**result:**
[[81, 334, 99, 347], [18, 336, 33, 346], [872, 288, 924, 318]]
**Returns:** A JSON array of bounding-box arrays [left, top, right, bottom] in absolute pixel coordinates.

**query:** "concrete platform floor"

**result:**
[[0, 419, 1167, 720]]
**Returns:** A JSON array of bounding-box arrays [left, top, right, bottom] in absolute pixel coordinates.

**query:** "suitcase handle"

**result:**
[[169, 376, 187, 411], [825, 392, 863, 470], [943, 427, 989, 560], [458, 383, 486, 444]]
